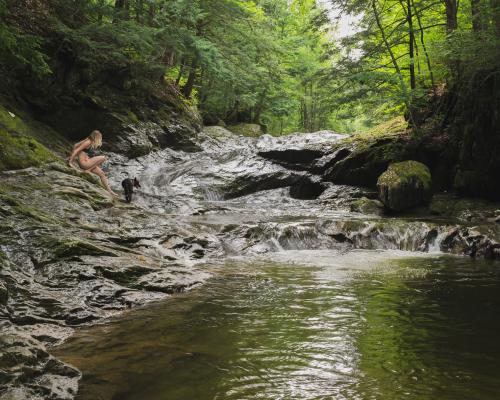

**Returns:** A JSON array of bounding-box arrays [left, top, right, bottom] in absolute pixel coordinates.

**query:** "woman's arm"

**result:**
[[68, 139, 91, 166]]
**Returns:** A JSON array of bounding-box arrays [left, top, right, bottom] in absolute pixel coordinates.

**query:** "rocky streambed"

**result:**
[[1, 124, 500, 399]]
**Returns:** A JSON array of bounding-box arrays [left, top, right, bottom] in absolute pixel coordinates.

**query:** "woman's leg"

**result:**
[[79, 155, 106, 171], [91, 166, 118, 196]]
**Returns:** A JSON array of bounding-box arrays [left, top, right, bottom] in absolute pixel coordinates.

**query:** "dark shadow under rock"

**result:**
[[258, 149, 324, 171], [289, 179, 326, 200]]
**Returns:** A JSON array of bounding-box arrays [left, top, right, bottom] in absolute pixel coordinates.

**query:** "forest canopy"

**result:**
[[0, 0, 498, 134]]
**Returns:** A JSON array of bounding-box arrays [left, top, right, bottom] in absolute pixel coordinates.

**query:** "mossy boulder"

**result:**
[[377, 160, 432, 211]]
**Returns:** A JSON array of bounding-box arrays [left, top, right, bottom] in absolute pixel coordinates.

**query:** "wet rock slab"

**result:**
[[0, 165, 216, 399]]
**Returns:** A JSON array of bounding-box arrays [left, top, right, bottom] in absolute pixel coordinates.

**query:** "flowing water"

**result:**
[[55, 250, 500, 400]]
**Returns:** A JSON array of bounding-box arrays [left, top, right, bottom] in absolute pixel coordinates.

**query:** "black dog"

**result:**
[[121, 177, 141, 203]]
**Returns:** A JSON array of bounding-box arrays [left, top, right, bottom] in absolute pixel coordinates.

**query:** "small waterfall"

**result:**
[[201, 186, 223, 201], [317, 220, 447, 253], [356, 222, 435, 252], [223, 222, 340, 254], [275, 224, 329, 250], [270, 237, 285, 251], [427, 228, 449, 253]]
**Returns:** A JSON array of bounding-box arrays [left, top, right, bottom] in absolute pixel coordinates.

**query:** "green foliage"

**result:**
[[329, 0, 500, 129], [0, 0, 50, 77], [0, 0, 497, 135]]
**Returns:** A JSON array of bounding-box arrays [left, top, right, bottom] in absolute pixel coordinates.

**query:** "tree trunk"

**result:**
[[301, 87, 308, 131], [372, 0, 407, 90], [182, 57, 198, 98], [414, 35, 421, 77], [97, 0, 104, 23], [136, 0, 143, 23], [253, 90, 267, 124], [148, 2, 155, 25], [126, 0, 130, 18], [407, 0, 416, 89], [114, 0, 129, 21], [493, 0, 500, 36], [413, 0, 435, 87], [443, 0, 458, 32], [372, 0, 416, 125], [471, 0, 484, 31], [175, 59, 186, 86], [310, 81, 315, 131]]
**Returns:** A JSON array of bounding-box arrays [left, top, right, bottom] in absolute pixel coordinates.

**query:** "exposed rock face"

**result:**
[[444, 72, 500, 200], [0, 110, 215, 399], [9, 61, 202, 159], [323, 132, 451, 190], [220, 219, 500, 258], [102, 117, 202, 158], [0, 165, 216, 399], [377, 161, 432, 211]]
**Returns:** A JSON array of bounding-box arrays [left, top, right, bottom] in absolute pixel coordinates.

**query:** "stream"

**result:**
[[48, 129, 500, 399], [55, 251, 500, 400]]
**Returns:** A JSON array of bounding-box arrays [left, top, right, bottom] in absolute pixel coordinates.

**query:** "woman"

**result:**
[[68, 130, 118, 197]]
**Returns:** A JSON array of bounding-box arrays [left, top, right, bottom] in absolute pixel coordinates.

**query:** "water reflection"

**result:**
[[54, 251, 500, 400]]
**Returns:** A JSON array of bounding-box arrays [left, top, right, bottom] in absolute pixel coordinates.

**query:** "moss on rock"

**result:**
[[55, 187, 113, 211], [377, 160, 432, 211], [0, 106, 59, 171], [350, 197, 384, 215], [0, 191, 56, 224], [429, 193, 500, 222], [49, 238, 119, 258]]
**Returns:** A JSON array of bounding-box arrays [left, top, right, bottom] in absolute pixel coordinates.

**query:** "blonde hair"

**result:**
[[88, 130, 102, 149]]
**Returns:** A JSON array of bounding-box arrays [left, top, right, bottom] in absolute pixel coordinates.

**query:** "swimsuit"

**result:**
[[77, 148, 97, 168], [85, 148, 97, 157], [81, 147, 109, 172]]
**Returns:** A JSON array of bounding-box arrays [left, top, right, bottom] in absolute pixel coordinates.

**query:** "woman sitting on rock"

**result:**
[[68, 130, 118, 197]]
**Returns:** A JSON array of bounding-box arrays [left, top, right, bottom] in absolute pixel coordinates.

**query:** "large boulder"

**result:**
[[377, 160, 432, 211]]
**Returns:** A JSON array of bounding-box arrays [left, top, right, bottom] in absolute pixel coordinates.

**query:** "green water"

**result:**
[[55, 250, 500, 400]]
